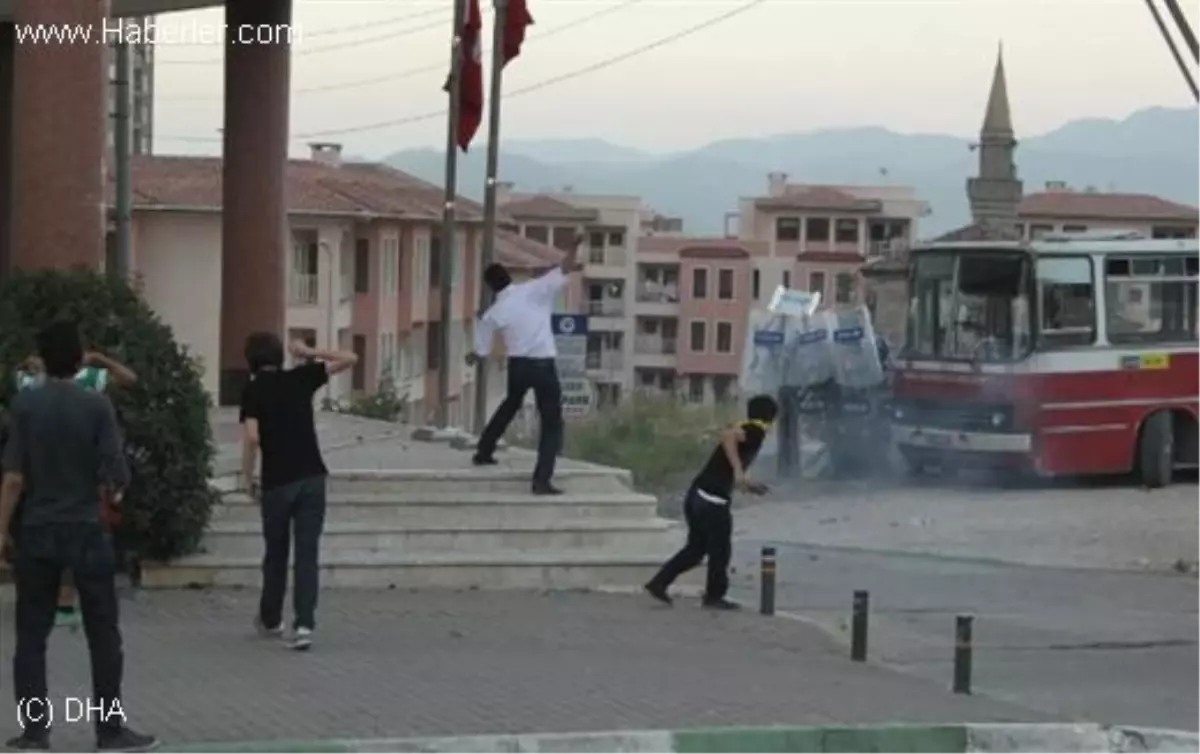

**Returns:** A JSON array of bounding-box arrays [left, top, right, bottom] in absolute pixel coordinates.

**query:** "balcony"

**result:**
[[586, 351, 624, 371], [289, 272, 319, 306], [586, 247, 627, 270], [867, 238, 910, 260], [634, 335, 677, 355], [586, 299, 626, 317]]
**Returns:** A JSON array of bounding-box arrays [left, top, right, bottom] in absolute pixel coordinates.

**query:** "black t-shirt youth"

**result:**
[[690, 420, 769, 502], [239, 362, 329, 491]]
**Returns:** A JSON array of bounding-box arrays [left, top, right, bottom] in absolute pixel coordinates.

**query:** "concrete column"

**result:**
[[0, 22, 14, 275], [9, 0, 107, 271], [219, 0, 292, 405]]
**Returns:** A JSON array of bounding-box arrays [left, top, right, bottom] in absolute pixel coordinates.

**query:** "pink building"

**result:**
[[111, 147, 559, 428], [734, 173, 929, 309]]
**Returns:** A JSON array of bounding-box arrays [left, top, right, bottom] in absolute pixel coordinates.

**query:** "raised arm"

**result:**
[[85, 350, 137, 388], [289, 340, 358, 376], [526, 234, 585, 307]]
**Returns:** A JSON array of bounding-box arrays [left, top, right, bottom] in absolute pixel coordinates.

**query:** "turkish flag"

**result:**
[[502, 0, 534, 67], [445, 0, 483, 152]]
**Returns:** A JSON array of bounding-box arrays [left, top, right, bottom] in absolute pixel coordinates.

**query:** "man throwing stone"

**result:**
[[466, 239, 583, 495]]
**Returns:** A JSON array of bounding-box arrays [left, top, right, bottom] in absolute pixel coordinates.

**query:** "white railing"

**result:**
[[586, 299, 625, 317], [636, 283, 679, 303], [867, 238, 910, 259], [634, 336, 677, 355], [586, 351, 624, 371], [289, 272, 319, 306]]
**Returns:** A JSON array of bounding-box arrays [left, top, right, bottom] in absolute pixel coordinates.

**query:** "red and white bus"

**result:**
[[891, 231, 1198, 487]]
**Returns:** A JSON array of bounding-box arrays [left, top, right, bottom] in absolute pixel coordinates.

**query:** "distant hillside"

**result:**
[[384, 106, 1199, 237]]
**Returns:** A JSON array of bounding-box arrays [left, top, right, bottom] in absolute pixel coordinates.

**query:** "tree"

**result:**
[[0, 268, 218, 562]]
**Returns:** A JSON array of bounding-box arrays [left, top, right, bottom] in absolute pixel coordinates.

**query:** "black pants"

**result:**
[[13, 523, 124, 736], [259, 475, 327, 631], [477, 357, 563, 486], [648, 488, 733, 602]]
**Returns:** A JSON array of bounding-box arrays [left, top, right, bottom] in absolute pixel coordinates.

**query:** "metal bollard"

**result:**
[[759, 546, 777, 616], [850, 590, 869, 662], [953, 615, 973, 694]]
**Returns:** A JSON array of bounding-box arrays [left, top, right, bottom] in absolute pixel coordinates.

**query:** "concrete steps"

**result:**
[[142, 467, 686, 591]]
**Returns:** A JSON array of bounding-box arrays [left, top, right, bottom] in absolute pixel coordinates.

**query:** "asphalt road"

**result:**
[[729, 542, 1197, 730]]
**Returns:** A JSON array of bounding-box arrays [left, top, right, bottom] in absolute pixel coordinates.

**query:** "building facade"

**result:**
[[115, 147, 561, 429], [105, 15, 155, 157]]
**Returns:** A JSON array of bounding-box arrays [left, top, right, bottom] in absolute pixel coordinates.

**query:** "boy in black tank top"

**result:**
[[645, 395, 778, 610]]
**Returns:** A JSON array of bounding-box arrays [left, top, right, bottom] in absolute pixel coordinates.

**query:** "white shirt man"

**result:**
[[467, 247, 582, 495]]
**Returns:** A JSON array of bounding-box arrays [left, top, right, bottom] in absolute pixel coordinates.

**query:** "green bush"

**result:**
[[325, 374, 409, 422], [552, 396, 738, 494], [0, 268, 218, 562]]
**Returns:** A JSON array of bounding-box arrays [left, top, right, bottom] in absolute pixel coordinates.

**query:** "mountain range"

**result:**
[[384, 106, 1199, 238]]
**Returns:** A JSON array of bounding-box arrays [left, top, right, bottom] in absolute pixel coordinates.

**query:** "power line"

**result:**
[[302, 5, 451, 38], [293, 0, 767, 139], [156, 0, 764, 144], [158, 0, 638, 102], [156, 12, 452, 66]]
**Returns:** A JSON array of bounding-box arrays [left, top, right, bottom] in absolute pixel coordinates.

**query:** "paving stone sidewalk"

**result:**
[[10, 590, 1045, 750]]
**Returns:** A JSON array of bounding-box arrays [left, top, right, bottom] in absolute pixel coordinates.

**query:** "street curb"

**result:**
[[170, 723, 1199, 753]]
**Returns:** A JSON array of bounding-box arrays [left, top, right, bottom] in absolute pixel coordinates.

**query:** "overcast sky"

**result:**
[[150, 0, 1199, 159]]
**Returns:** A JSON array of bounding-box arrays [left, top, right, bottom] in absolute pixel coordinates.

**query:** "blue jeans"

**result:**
[[259, 475, 327, 631]]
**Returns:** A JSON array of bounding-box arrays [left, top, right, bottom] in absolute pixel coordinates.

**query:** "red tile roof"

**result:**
[[795, 251, 866, 264], [933, 223, 1023, 243], [1019, 192, 1198, 222], [113, 155, 485, 221], [755, 186, 881, 213], [638, 236, 767, 257], [113, 155, 559, 269], [501, 194, 599, 222]]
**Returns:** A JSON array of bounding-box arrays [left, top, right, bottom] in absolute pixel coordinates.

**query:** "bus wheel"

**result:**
[[1138, 411, 1174, 489]]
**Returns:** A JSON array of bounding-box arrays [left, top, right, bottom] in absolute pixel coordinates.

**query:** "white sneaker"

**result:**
[[254, 616, 283, 639], [288, 627, 313, 651]]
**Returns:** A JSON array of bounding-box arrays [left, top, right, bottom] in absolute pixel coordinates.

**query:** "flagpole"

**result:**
[[473, 0, 509, 436], [437, 0, 470, 429]]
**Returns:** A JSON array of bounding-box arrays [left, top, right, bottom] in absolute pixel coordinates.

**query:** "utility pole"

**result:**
[[473, 0, 510, 435], [437, 0, 470, 428], [112, 25, 133, 278]]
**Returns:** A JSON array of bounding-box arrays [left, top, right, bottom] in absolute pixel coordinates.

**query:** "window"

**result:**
[[805, 217, 830, 242], [426, 321, 443, 370], [588, 231, 605, 249], [834, 219, 860, 244], [525, 225, 548, 244], [688, 375, 705, 402], [716, 321, 733, 353], [809, 271, 826, 297], [552, 227, 577, 251], [713, 375, 734, 402], [381, 238, 399, 295], [1105, 254, 1198, 344], [607, 230, 625, 247], [351, 334, 366, 391], [692, 267, 708, 299], [429, 233, 442, 286], [1062, 225, 1088, 234], [775, 217, 800, 241], [689, 320, 707, 352], [354, 239, 369, 293], [782, 270, 791, 289], [1152, 226, 1197, 239], [1029, 224, 1054, 240], [835, 272, 855, 304], [1037, 256, 1095, 347], [717, 268, 735, 300], [752, 268, 761, 299]]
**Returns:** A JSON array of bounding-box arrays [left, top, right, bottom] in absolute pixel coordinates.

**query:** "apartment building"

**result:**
[[499, 186, 640, 406], [733, 172, 929, 309], [109, 146, 560, 428], [1017, 184, 1197, 239], [105, 16, 154, 156]]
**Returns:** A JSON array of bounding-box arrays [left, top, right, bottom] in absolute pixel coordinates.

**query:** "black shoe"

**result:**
[[472, 454, 498, 466], [531, 482, 563, 496], [96, 727, 159, 752], [702, 598, 741, 611], [6, 732, 49, 751], [644, 583, 672, 606]]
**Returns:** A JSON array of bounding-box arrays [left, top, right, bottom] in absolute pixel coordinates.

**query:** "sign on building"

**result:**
[[551, 314, 593, 418]]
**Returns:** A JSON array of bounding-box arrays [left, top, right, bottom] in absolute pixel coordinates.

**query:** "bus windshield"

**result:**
[[905, 250, 1032, 363]]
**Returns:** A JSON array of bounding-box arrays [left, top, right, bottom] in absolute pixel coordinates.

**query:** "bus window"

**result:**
[[1105, 255, 1199, 344], [1037, 257, 1095, 347]]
